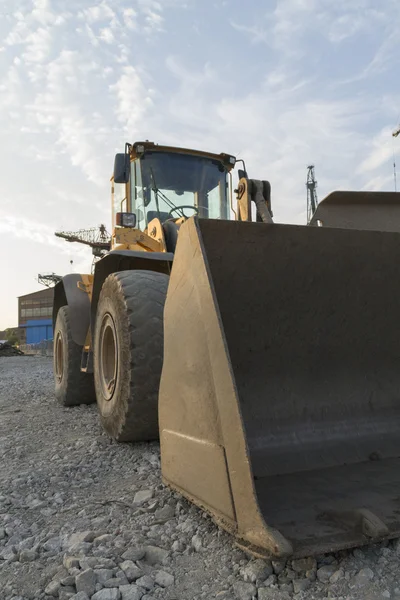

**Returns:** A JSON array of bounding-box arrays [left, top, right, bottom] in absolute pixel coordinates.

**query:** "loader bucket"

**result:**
[[159, 217, 400, 558]]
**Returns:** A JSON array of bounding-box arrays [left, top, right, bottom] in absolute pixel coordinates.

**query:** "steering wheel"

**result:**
[[168, 205, 199, 219]]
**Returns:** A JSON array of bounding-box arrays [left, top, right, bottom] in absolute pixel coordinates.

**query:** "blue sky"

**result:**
[[1, 0, 400, 328]]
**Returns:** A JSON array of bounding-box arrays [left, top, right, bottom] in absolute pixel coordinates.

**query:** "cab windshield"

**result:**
[[131, 151, 229, 230]]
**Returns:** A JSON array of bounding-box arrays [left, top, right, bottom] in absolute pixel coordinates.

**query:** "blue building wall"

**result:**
[[25, 319, 53, 344]]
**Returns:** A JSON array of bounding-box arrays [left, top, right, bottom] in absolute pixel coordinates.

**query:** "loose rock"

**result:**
[[291, 557, 316, 573], [119, 585, 144, 600], [75, 568, 96, 596], [120, 561, 143, 582], [134, 490, 154, 504], [44, 580, 61, 596], [136, 575, 154, 590], [64, 556, 81, 570], [121, 548, 146, 562], [330, 568, 345, 583], [144, 545, 169, 565], [19, 548, 37, 562], [68, 531, 96, 545], [233, 581, 257, 600], [154, 505, 175, 522], [70, 593, 90, 600], [94, 534, 114, 545], [293, 578, 311, 593], [317, 564, 338, 582], [43, 536, 62, 552], [271, 560, 286, 575], [92, 590, 121, 600], [95, 568, 116, 584], [154, 570, 175, 587], [191, 534, 202, 552], [1, 546, 18, 561], [242, 559, 273, 583], [257, 590, 291, 600], [68, 542, 92, 555], [351, 567, 375, 588], [59, 587, 76, 599]]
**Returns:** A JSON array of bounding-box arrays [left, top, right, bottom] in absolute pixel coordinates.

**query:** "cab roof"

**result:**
[[129, 141, 236, 171]]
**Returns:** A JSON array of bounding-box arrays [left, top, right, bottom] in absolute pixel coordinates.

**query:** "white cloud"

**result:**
[[0, 213, 70, 249], [4, 19, 30, 46], [22, 26, 53, 63], [23, 50, 111, 183], [99, 27, 114, 44], [357, 128, 395, 174], [143, 9, 164, 32], [361, 173, 395, 191], [229, 21, 270, 44], [166, 55, 216, 86], [136, 0, 164, 33], [79, 2, 115, 24], [110, 66, 153, 134], [0, 64, 23, 110], [123, 7, 138, 30], [230, 0, 398, 62], [31, 0, 57, 25], [361, 27, 400, 77], [80, 24, 100, 47]]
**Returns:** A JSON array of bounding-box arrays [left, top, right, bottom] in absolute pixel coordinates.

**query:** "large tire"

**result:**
[[93, 270, 169, 442], [54, 306, 96, 406]]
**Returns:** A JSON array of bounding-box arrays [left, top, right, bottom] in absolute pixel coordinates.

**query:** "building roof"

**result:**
[[18, 288, 54, 300]]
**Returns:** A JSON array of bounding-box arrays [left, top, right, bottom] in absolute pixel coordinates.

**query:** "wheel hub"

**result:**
[[99, 313, 118, 401], [55, 331, 64, 383]]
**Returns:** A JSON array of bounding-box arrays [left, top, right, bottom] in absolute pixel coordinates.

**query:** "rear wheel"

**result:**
[[93, 270, 169, 442], [54, 306, 96, 406]]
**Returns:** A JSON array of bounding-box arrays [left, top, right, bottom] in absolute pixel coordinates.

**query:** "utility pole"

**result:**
[[306, 165, 318, 224], [392, 126, 399, 191]]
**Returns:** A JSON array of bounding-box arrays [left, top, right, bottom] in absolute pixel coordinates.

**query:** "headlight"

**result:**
[[116, 212, 137, 228]]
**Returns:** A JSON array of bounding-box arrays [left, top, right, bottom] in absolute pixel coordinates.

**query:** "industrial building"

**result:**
[[18, 288, 54, 344]]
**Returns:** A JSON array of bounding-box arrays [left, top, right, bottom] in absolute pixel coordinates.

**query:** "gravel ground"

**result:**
[[1, 356, 400, 600]]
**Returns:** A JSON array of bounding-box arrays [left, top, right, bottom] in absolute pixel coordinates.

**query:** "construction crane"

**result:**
[[55, 224, 111, 258], [37, 273, 62, 287], [306, 165, 318, 224]]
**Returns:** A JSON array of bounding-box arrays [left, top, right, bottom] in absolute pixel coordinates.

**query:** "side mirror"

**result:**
[[238, 168, 248, 180], [114, 153, 130, 184]]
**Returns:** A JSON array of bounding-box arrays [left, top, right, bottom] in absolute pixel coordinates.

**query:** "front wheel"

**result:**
[[53, 306, 96, 406], [93, 270, 169, 442]]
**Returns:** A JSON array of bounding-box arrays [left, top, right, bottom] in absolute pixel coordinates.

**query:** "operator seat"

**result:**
[[163, 221, 179, 253], [147, 210, 170, 223]]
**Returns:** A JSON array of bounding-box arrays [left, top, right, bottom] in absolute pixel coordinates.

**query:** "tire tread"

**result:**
[[54, 306, 96, 406]]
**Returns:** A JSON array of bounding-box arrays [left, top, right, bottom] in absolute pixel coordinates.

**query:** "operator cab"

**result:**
[[112, 141, 236, 233]]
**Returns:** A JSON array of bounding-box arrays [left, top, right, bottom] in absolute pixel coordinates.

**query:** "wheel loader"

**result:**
[[53, 140, 400, 559]]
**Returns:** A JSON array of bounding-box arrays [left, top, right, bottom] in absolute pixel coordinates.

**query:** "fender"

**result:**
[[91, 249, 174, 331], [53, 274, 91, 346]]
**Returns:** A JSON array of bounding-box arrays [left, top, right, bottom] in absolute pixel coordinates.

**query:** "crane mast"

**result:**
[[306, 165, 318, 224]]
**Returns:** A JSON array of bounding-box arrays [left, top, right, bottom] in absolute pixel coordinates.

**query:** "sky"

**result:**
[[1, 0, 400, 328]]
